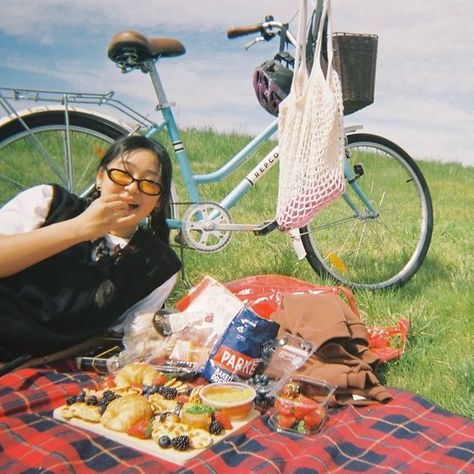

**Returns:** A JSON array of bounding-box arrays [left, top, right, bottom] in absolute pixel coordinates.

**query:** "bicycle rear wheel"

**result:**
[[0, 107, 128, 207], [300, 133, 433, 290]]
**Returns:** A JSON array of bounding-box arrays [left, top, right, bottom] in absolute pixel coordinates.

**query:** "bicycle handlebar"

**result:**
[[227, 23, 263, 39], [227, 19, 296, 47]]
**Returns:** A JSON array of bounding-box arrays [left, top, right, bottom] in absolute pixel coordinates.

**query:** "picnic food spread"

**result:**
[[51, 275, 407, 465], [55, 362, 257, 462]]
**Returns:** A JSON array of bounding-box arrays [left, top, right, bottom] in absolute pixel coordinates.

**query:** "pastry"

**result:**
[[180, 404, 214, 430], [101, 394, 153, 432], [58, 402, 101, 423], [113, 363, 158, 388]]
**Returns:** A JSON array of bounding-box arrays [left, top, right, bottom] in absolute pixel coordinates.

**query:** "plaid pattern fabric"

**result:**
[[0, 367, 473, 473]]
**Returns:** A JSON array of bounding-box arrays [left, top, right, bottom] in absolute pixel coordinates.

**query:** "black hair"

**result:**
[[88, 135, 172, 243]]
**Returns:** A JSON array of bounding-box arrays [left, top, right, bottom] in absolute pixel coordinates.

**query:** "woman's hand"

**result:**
[[74, 193, 137, 240]]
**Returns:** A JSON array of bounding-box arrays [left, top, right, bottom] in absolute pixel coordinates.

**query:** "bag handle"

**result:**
[[291, 0, 309, 99], [292, 0, 334, 98], [312, 0, 335, 82]]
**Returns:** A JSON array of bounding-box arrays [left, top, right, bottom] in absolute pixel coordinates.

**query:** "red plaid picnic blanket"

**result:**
[[0, 367, 473, 473]]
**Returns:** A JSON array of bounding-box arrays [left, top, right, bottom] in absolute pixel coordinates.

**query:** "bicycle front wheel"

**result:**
[[0, 107, 129, 207], [300, 133, 433, 290]]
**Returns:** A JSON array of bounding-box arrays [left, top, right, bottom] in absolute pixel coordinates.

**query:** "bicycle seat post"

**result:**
[[143, 60, 172, 110]]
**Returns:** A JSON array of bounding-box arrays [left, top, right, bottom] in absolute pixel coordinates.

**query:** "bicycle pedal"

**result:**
[[253, 220, 278, 236]]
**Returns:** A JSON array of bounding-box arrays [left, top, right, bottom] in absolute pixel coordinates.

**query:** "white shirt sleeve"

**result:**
[[110, 272, 180, 332], [0, 185, 54, 235]]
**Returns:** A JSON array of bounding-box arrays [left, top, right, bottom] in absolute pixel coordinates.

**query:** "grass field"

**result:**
[[164, 128, 474, 419]]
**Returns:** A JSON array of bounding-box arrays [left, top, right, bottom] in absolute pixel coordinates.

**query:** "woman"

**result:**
[[0, 135, 181, 361]]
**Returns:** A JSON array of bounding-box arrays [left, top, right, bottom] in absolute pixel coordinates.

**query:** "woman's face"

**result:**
[[96, 148, 162, 235]]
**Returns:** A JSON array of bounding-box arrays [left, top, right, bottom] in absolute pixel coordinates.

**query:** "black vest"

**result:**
[[0, 185, 181, 359]]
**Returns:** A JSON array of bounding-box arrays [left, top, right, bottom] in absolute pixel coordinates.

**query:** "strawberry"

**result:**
[[214, 411, 233, 430], [152, 373, 168, 386], [277, 414, 296, 429], [275, 397, 294, 416], [101, 374, 116, 389], [127, 419, 152, 439], [303, 410, 324, 430], [175, 394, 190, 404], [293, 396, 318, 419]]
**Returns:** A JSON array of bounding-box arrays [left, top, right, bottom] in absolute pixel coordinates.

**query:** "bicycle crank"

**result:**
[[181, 203, 232, 252]]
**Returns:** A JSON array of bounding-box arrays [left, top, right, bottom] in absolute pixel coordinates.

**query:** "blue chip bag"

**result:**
[[202, 306, 280, 383]]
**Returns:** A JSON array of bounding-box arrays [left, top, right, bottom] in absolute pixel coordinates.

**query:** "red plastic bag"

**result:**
[[224, 274, 360, 319], [367, 318, 409, 363], [224, 274, 408, 363]]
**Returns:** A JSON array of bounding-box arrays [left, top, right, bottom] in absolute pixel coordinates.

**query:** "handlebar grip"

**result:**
[[227, 23, 263, 39]]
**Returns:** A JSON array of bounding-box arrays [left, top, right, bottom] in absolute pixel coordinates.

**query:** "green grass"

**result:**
[[163, 128, 474, 419], [1, 124, 472, 419]]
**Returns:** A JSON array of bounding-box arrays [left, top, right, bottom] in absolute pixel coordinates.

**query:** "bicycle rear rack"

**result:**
[[0, 86, 156, 130]]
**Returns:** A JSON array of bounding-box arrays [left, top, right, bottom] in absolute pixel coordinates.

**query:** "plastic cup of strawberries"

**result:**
[[268, 376, 336, 435]]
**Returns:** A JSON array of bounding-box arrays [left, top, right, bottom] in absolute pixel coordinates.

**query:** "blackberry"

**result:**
[[255, 395, 272, 409], [98, 391, 120, 415], [100, 390, 116, 402], [156, 386, 178, 400], [158, 435, 171, 449], [209, 419, 223, 435], [86, 395, 99, 406], [171, 435, 190, 451], [65, 396, 76, 406]]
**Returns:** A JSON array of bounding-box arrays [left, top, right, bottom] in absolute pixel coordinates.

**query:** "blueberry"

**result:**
[[75, 391, 86, 403], [158, 435, 171, 448], [256, 386, 269, 397], [86, 395, 98, 406]]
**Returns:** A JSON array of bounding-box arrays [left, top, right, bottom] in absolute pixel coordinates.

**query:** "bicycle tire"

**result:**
[[299, 132, 433, 290], [0, 107, 129, 207]]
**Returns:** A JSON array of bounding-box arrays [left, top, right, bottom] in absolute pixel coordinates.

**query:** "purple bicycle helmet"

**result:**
[[253, 59, 293, 116]]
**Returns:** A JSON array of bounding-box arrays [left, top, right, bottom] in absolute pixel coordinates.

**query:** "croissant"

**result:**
[[114, 363, 158, 388], [101, 394, 153, 432]]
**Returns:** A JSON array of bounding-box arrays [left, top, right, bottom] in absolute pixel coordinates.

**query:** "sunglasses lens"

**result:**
[[140, 181, 162, 196], [109, 169, 132, 185]]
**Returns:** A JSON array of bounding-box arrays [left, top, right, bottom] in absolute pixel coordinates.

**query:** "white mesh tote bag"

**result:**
[[276, 0, 345, 231]]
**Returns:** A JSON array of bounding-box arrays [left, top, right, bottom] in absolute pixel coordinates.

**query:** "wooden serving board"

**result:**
[[53, 407, 260, 466]]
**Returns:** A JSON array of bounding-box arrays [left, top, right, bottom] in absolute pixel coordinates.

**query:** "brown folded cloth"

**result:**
[[270, 292, 393, 407]]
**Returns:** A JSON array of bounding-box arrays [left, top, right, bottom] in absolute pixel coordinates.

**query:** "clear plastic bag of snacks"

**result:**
[[156, 311, 223, 367]]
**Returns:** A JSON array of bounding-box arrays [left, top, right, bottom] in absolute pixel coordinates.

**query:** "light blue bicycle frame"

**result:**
[[142, 62, 377, 233]]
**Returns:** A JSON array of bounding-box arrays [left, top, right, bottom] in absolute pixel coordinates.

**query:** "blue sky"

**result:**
[[1, 0, 473, 166]]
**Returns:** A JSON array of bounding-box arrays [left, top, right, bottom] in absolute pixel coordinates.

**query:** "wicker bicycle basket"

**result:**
[[332, 33, 378, 115]]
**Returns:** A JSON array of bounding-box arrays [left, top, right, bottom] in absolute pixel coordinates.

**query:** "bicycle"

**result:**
[[0, 3, 433, 290]]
